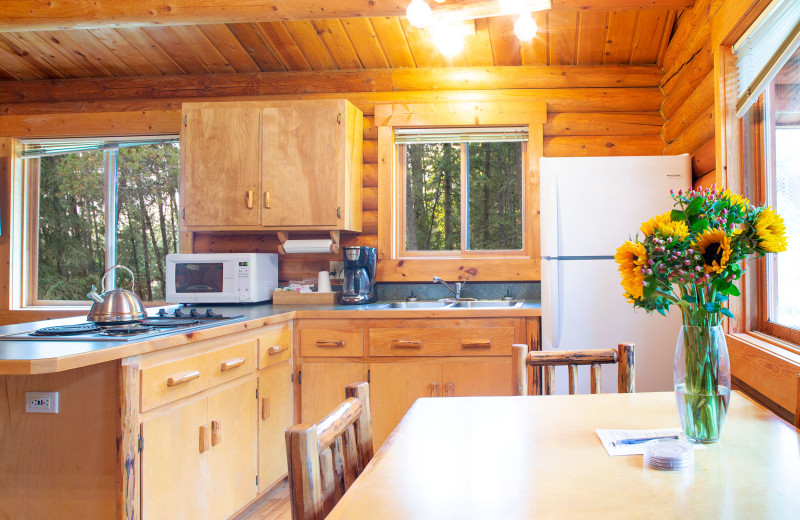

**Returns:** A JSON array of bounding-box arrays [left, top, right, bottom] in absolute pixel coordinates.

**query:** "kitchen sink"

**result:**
[[366, 300, 523, 309], [449, 300, 524, 308]]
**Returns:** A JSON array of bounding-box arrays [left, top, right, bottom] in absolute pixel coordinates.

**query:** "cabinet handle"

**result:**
[[199, 425, 210, 453], [461, 340, 492, 349], [444, 382, 454, 397], [391, 340, 422, 349], [268, 345, 288, 356], [220, 358, 246, 372], [429, 383, 440, 397], [316, 340, 345, 348], [211, 420, 222, 446], [261, 397, 270, 420], [167, 370, 200, 387], [264, 191, 271, 209], [246, 190, 254, 209]]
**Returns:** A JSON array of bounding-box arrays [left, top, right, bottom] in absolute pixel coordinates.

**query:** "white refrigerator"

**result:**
[[539, 154, 691, 394]]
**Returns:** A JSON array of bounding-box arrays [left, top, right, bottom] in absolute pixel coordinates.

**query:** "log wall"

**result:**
[[660, 0, 716, 188], [0, 67, 666, 322]]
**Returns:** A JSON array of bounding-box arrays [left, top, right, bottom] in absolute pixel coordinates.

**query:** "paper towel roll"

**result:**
[[281, 239, 334, 254]]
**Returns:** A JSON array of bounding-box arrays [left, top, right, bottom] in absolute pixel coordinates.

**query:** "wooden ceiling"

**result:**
[[0, 1, 691, 83]]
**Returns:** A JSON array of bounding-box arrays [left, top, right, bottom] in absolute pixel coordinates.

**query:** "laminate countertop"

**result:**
[[0, 301, 541, 375]]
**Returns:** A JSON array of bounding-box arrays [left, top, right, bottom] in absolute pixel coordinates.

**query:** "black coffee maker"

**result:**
[[339, 246, 377, 304]]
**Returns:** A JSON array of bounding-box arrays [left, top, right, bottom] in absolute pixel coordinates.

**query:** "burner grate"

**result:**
[[100, 324, 154, 336], [30, 323, 102, 336], [140, 318, 201, 328]]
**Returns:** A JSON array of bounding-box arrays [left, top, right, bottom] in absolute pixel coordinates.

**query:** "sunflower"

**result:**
[[754, 207, 788, 252], [640, 212, 690, 239], [694, 229, 733, 274], [717, 188, 750, 212], [615, 241, 648, 300]]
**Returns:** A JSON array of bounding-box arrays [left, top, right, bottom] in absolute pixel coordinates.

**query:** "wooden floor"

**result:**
[[233, 480, 291, 520]]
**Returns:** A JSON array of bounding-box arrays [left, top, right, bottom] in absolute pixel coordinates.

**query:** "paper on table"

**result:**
[[596, 428, 699, 456]]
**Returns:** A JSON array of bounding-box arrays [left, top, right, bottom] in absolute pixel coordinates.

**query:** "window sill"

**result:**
[[725, 331, 800, 421]]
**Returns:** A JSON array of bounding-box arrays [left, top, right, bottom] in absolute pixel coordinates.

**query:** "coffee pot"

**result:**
[[339, 246, 377, 304]]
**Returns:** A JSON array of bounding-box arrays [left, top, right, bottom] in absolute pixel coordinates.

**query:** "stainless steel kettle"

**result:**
[[87, 265, 147, 323]]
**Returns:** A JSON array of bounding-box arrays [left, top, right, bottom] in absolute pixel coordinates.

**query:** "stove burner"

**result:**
[[29, 323, 102, 336], [100, 324, 154, 336], [140, 319, 200, 328]]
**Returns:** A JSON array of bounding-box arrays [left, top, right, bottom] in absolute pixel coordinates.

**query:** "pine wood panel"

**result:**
[[225, 23, 285, 72], [258, 22, 312, 71], [0, 362, 118, 519], [313, 19, 362, 70], [87, 28, 162, 76], [466, 18, 497, 67], [441, 358, 514, 397], [284, 21, 337, 71], [258, 361, 294, 491], [143, 26, 210, 74], [114, 27, 187, 75], [299, 361, 366, 425], [662, 104, 714, 156], [663, 72, 714, 143], [543, 134, 665, 156], [197, 24, 262, 74], [549, 11, 578, 65], [577, 11, 607, 65], [369, 17, 415, 69]]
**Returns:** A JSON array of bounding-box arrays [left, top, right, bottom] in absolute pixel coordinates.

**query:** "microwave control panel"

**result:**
[[236, 263, 250, 301]]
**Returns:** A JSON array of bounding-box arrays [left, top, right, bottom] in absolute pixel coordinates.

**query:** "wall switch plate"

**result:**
[[329, 261, 344, 280], [25, 392, 59, 413]]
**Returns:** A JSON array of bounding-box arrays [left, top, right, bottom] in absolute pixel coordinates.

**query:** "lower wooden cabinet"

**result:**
[[300, 361, 367, 425], [257, 362, 293, 492], [141, 377, 257, 520]]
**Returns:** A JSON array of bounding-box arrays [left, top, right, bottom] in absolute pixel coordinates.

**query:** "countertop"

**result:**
[[0, 301, 541, 375]]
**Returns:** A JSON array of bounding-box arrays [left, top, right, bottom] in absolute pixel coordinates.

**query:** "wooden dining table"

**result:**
[[326, 391, 800, 519]]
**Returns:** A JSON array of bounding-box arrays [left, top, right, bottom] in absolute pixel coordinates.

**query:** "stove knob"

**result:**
[[156, 309, 167, 318], [189, 309, 201, 318], [204, 309, 221, 318], [173, 308, 186, 318]]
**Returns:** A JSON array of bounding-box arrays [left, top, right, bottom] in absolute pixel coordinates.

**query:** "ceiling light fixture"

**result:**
[[514, 12, 538, 41], [432, 21, 467, 57], [407, 0, 433, 28]]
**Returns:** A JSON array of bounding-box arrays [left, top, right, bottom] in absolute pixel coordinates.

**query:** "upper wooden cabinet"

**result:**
[[180, 99, 363, 232]]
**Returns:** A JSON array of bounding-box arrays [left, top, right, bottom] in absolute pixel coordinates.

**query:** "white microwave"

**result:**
[[165, 253, 278, 304]]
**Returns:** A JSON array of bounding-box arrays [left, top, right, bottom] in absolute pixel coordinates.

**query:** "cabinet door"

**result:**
[[261, 102, 341, 227], [182, 105, 261, 228], [441, 359, 514, 397], [207, 378, 258, 520], [141, 396, 209, 520], [369, 362, 442, 449], [300, 361, 365, 425], [257, 361, 293, 492]]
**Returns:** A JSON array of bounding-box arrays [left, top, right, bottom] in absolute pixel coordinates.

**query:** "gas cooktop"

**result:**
[[2, 308, 246, 342]]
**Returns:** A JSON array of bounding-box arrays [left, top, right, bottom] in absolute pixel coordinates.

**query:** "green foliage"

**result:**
[[37, 143, 180, 302]]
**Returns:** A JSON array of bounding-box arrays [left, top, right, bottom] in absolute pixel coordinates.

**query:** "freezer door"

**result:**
[[540, 258, 681, 394], [539, 155, 690, 257]]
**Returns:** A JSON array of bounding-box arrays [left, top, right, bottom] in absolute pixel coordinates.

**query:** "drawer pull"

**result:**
[[391, 340, 422, 349], [316, 340, 345, 348], [261, 397, 270, 420], [167, 370, 200, 387], [268, 345, 288, 356], [246, 190, 254, 209], [429, 382, 440, 397], [220, 358, 246, 372], [211, 420, 222, 446], [461, 341, 492, 349], [264, 191, 271, 209], [199, 425, 211, 453], [444, 382, 454, 397]]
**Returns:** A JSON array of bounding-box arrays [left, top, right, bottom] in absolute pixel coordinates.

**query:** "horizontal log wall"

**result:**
[[660, 0, 716, 188], [0, 66, 666, 319]]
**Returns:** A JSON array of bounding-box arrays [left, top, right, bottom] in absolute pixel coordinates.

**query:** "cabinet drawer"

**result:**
[[141, 340, 257, 411], [300, 329, 363, 357], [258, 322, 292, 369], [369, 320, 515, 357]]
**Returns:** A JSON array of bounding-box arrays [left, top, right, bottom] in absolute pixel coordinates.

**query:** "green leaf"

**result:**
[[670, 209, 686, 221], [727, 284, 741, 297], [643, 282, 656, 300], [704, 302, 720, 313], [690, 219, 709, 232], [682, 294, 697, 303], [721, 308, 735, 319], [657, 307, 667, 316], [715, 294, 729, 303], [685, 196, 704, 216], [711, 200, 728, 211]]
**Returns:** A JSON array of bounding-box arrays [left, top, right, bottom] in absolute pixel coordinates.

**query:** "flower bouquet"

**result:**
[[615, 185, 787, 442]]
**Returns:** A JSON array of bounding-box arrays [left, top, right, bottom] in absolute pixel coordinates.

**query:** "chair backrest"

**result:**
[[512, 343, 635, 396], [285, 382, 373, 520]]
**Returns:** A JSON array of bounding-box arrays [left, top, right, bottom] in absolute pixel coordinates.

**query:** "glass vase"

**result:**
[[673, 324, 731, 443]]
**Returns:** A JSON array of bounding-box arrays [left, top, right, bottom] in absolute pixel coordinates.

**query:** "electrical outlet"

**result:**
[[329, 261, 344, 280], [25, 391, 59, 413]]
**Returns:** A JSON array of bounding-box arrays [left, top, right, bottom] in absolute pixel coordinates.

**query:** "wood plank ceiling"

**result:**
[[0, 10, 682, 82]]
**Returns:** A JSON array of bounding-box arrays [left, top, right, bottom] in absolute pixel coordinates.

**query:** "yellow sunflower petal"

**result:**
[[640, 212, 689, 239], [615, 241, 648, 299], [755, 207, 788, 253], [694, 228, 733, 274]]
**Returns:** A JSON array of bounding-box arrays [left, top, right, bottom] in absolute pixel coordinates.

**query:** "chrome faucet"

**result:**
[[432, 275, 472, 299]]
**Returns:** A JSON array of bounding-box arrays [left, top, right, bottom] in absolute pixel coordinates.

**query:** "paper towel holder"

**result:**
[[277, 230, 339, 255]]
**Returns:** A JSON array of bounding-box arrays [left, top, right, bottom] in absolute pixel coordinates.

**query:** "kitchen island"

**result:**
[[0, 302, 540, 520]]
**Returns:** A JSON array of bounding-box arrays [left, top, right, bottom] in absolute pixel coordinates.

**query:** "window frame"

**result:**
[[14, 137, 180, 309], [397, 139, 527, 258], [375, 101, 545, 282]]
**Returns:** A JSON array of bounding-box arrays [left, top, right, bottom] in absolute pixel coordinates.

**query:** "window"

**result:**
[[376, 102, 545, 282], [397, 128, 525, 254], [17, 137, 180, 305], [735, 0, 800, 345]]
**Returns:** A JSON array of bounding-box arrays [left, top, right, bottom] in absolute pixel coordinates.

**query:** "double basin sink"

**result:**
[[367, 300, 524, 309]]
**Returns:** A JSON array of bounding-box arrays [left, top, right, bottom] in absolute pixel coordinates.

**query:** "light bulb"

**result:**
[[514, 12, 538, 42], [407, 0, 433, 29], [433, 21, 465, 57]]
